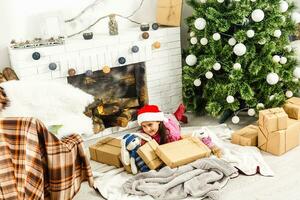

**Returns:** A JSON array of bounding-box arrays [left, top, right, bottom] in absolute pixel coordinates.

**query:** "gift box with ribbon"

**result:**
[[155, 137, 211, 168], [258, 108, 288, 133], [258, 107, 300, 156], [137, 139, 163, 170], [231, 125, 258, 146], [283, 97, 300, 120]]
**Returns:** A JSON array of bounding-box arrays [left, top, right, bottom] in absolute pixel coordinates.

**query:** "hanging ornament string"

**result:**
[[66, 0, 145, 38]]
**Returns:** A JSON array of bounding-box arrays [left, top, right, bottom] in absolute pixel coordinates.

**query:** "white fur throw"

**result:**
[[0, 80, 94, 138]]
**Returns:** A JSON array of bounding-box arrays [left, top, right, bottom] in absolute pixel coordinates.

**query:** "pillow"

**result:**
[[0, 80, 94, 138]]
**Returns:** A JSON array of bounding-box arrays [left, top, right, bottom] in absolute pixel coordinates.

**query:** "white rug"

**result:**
[[93, 124, 274, 200]]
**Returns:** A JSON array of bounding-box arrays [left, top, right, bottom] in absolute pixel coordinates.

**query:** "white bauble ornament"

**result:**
[[279, 1, 289, 13], [213, 33, 221, 41], [233, 63, 241, 70], [226, 95, 235, 103], [293, 67, 300, 78], [194, 18, 206, 30], [213, 62, 221, 71], [266, 72, 279, 85], [286, 90, 293, 98], [190, 31, 195, 37], [291, 12, 300, 23], [232, 116, 240, 124], [251, 9, 265, 22], [274, 30, 282, 38], [186, 54, 197, 66], [228, 38, 237, 46], [233, 43, 247, 56], [257, 103, 265, 109], [200, 38, 208, 45], [280, 56, 287, 64], [193, 79, 201, 86], [272, 55, 281, 63], [246, 30, 255, 38], [205, 71, 213, 79], [217, 0, 224, 2], [190, 37, 198, 45], [269, 95, 275, 101], [248, 108, 256, 116], [199, 0, 207, 3]]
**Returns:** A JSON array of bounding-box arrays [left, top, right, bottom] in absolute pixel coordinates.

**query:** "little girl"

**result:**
[[137, 104, 181, 145]]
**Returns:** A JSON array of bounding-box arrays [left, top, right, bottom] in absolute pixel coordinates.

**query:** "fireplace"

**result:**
[[8, 27, 182, 142], [67, 62, 148, 133]]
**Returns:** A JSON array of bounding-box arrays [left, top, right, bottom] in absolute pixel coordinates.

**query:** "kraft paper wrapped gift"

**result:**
[[155, 137, 211, 168], [231, 125, 258, 146], [89, 137, 122, 167], [258, 108, 288, 133], [156, 0, 183, 26], [283, 97, 300, 120], [258, 118, 300, 156], [137, 139, 163, 170]]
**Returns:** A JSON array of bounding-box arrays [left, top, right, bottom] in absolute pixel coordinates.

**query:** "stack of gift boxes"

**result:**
[[89, 135, 211, 173], [231, 97, 300, 156]]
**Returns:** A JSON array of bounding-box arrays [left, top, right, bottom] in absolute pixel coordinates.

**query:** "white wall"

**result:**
[[180, 0, 300, 49], [0, 0, 157, 68]]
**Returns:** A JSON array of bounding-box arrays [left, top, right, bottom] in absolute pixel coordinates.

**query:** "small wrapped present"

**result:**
[[231, 125, 258, 146], [155, 137, 211, 168], [258, 108, 288, 133], [89, 137, 122, 167], [137, 140, 163, 170], [156, 0, 183, 26], [258, 118, 300, 156], [283, 97, 300, 120]]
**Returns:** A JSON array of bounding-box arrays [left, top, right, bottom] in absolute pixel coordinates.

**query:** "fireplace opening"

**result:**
[[67, 62, 148, 133]]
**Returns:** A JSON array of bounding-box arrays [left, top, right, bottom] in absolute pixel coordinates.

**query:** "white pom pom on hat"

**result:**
[[137, 105, 167, 125]]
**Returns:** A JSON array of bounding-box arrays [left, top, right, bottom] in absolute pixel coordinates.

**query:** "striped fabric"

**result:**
[[0, 117, 94, 200]]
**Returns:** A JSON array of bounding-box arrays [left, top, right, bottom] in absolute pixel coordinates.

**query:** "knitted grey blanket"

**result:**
[[123, 158, 238, 200]]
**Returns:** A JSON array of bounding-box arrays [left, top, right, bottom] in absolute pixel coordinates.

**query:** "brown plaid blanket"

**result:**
[[0, 117, 94, 200]]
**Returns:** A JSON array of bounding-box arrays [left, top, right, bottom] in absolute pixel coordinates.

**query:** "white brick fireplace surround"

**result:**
[[8, 27, 183, 143]]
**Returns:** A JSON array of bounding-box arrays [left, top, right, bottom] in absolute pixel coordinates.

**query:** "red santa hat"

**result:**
[[137, 105, 166, 125]]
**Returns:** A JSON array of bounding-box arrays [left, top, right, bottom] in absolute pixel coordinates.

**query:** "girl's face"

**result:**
[[141, 121, 160, 136]]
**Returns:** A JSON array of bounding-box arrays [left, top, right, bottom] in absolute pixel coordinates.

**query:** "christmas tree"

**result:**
[[183, 0, 299, 123]]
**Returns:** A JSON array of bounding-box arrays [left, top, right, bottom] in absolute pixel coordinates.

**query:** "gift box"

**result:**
[[231, 125, 258, 146], [156, 0, 183, 26], [155, 137, 211, 168], [258, 118, 300, 156], [258, 108, 288, 133], [137, 140, 163, 170], [283, 97, 300, 120], [89, 137, 122, 167]]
